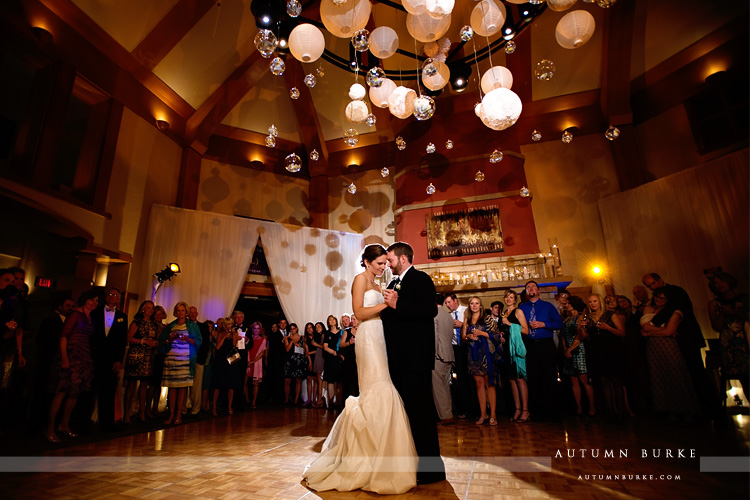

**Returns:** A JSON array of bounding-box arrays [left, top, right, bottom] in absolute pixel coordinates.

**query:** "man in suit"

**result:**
[[433, 293, 455, 425], [444, 293, 472, 419], [382, 241, 445, 485], [91, 287, 128, 431]]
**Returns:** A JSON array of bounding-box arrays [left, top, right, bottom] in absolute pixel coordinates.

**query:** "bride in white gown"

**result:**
[[303, 244, 418, 494]]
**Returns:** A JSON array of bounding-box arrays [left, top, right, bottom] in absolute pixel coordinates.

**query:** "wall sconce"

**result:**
[[156, 119, 170, 131], [154, 263, 180, 283], [31, 26, 53, 44]]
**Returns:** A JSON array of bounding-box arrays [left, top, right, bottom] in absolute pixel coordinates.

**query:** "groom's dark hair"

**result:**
[[386, 241, 414, 263]]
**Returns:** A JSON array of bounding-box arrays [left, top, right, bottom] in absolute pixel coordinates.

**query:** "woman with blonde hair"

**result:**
[[244, 321, 267, 409], [462, 296, 503, 426], [211, 317, 242, 415], [497, 290, 530, 423]]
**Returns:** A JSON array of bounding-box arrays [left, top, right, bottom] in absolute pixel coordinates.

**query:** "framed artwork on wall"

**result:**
[[425, 205, 504, 259]]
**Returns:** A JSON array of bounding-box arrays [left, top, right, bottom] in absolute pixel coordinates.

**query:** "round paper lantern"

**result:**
[[369, 78, 396, 108], [346, 100, 369, 123], [425, 0, 454, 18], [406, 12, 451, 42], [547, 0, 577, 12], [470, 0, 507, 37], [288, 24, 325, 63], [422, 60, 450, 91], [481, 66, 513, 94], [320, 0, 372, 38], [474, 102, 482, 118], [368, 26, 399, 59], [349, 83, 366, 100], [555, 10, 595, 49], [480, 87, 522, 131], [402, 0, 426, 15], [388, 86, 417, 119]]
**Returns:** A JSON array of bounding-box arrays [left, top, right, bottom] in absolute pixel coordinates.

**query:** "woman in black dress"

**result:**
[[497, 290, 530, 423], [122, 300, 159, 423], [211, 317, 242, 415], [283, 323, 306, 405], [312, 321, 327, 407], [322, 315, 344, 409], [303, 322, 320, 407]]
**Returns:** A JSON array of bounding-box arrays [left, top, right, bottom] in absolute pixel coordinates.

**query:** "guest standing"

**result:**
[[303, 322, 319, 407], [433, 293, 455, 424], [147, 305, 167, 417], [283, 323, 306, 405], [498, 290, 531, 423], [322, 315, 344, 409], [245, 321, 267, 409], [211, 317, 242, 415], [122, 301, 159, 423], [561, 296, 596, 417], [159, 301, 201, 424], [312, 321, 326, 407]]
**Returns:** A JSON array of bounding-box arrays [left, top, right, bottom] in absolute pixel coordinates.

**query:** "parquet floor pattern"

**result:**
[[0, 408, 747, 500]]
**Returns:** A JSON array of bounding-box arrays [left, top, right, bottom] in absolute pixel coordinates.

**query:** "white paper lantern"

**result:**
[[470, 0, 507, 37], [555, 10, 596, 49], [481, 66, 513, 94], [288, 24, 326, 63], [425, 0, 454, 18], [368, 26, 399, 59], [388, 86, 417, 119], [346, 100, 369, 123], [422, 60, 450, 91], [548, 0, 577, 12], [402, 0, 426, 15], [369, 78, 396, 108], [474, 102, 482, 118], [480, 88, 522, 131], [349, 83, 366, 100], [320, 0, 372, 38], [406, 12, 451, 43]]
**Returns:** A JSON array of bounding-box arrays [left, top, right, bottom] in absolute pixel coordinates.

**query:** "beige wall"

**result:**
[[197, 159, 311, 226], [521, 134, 621, 289], [327, 169, 396, 247], [636, 105, 703, 180]]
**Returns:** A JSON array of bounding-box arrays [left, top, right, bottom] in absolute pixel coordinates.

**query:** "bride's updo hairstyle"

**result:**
[[360, 244, 386, 268]]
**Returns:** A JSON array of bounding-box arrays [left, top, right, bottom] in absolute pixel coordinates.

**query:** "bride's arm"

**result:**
[[352, 274, 388, 321]]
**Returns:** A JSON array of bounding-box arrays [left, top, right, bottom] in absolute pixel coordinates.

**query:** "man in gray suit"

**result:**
[[433, 293, 455, 425]]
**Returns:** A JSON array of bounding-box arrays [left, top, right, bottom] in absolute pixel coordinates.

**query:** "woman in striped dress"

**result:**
[[158, 301, 202, 425]]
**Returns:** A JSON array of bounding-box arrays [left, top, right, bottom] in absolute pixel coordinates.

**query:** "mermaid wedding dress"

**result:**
[[303, 289, 417, 494]]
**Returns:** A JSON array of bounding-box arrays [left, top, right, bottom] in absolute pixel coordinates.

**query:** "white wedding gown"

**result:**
[[303, 289, 418, 494]]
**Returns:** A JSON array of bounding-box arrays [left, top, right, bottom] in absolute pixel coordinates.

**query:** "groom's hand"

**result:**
[[383, 289, 398, 309]]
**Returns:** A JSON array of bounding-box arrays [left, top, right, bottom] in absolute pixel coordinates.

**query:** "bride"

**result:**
[[303, 244, 418, 494]]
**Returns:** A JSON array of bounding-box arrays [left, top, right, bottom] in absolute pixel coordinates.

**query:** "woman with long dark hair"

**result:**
[[312, 321, 326, 407], [303, 322, 319, 407], [122, 300, 159, 423], [283, 323, 306, 405]]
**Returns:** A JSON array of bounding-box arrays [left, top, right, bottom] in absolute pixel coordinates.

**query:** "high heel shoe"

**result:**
[[211, 408, 217, 417], [509, 410, 521, 422], [489, 418, 498, 426], [44, 431, 60, 443], [475, 416, 487, 425], [515, 410, 530, 423], [57, 427, 78, 438]]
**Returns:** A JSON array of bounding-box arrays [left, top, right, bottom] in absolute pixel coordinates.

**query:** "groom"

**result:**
[[382, 242, 446, 485]]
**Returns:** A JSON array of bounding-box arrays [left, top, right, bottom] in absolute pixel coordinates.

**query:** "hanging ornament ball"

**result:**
[[349, 83, 366, 100], [422, 58, 438, 77], [304, 74, 317, 87], [366, 113, 377, 127], [309, 149, 320, 161], [489, 149, 504, 163], [505, 40, 517, 54], [265, 135, 276, 148], [289, 24, 325, 63], [368, 26, 399, 59], [480, 88, 523, 131], [547, 0, 578, 12], [286, 0, 302, 17], [396, 136, 406, 150], [426, 183, 436, 195], [268, 124, 278, 137], [535, 59, 556, 80], [426, 143, 436, 154], [370, 78, 397, 108], [380, 166, 390, 177], [605, 125, 621, 140], [520, 186, 531, 197], [460, 25, 474, 41], [366, 67, 386, 87], [596, 0, 617, 7], [320, 0, 372, 38], [445, 139, 453, 149], [347, 182, 357, 194], [285, 153, 302, 173], [289, 87, 300, 99], [254, 29, 277, 58], [422, 60, 450, 91], [270, 57, 285, 76], [471, 0, 507, 37], [475, 170, 485, 182], [562, 130, 574, 143], [344, 128, 359, 147], [316, 67, 325, 77], [556, 10, 596, 49], [481, 66, 513, 94], [531, 130, 542, 142], [388, 86, 417, 119], [413, 95, 436, 121], [351, 29, 370, 52], [345, 100, 369, 124], [406, 11, 452, 43]]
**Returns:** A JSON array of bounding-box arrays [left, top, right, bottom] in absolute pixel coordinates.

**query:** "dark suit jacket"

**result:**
[[91, 307, 128, 371], [381, 266, 438, 374]]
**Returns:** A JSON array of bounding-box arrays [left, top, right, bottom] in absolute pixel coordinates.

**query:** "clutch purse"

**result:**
[[227, 347, 241, 364]]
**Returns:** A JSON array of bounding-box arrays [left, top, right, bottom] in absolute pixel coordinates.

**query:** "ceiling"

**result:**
[[37, 0, 743, 176]]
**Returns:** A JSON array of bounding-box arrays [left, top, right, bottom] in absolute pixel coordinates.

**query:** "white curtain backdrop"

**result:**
[[140, 205, 364, 324], [598, 149, 749, 339]]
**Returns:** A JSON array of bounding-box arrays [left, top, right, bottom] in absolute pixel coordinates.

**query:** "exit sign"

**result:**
[[35, 277, 55, 288]]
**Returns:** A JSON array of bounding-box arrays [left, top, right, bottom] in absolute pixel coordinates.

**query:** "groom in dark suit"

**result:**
[[382, 242, 445, 485]]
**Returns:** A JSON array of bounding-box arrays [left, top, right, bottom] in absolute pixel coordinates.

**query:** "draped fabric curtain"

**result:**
[[598, 149, 749, 338], [141, 205, 365, 325]]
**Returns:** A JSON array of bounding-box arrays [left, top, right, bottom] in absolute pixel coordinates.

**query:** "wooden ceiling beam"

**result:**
[[600, 1, 635, 125], [132, 0, 219, 71]]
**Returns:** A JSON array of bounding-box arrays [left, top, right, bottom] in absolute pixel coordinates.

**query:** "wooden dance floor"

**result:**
[[1, 407, 748, 499]]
